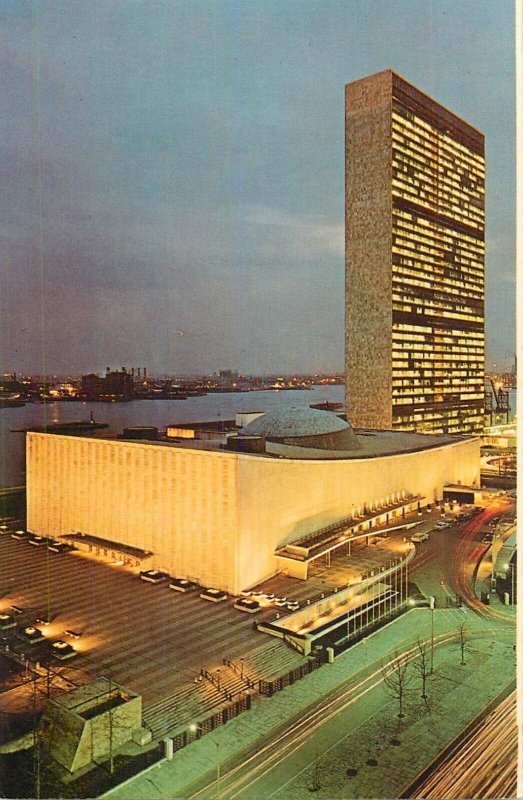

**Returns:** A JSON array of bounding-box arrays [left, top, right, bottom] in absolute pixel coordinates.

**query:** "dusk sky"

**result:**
[[2, 0, 515, 376]]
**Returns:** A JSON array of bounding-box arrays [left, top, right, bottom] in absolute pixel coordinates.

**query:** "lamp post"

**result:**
[[429, 596, 435, 674], [189, 724, 220, 799]]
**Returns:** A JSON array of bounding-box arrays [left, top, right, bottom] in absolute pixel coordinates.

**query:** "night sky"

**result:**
[[1, 0, 515, 376]]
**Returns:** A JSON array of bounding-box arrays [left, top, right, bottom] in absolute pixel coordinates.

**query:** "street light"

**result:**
[[429, 596, 435, 674], [189, 724, 220, 798]]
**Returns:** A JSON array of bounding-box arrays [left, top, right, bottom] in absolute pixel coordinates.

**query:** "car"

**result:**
[[18, 625, 46, 645], [286, 601, 300, 611], [10, 530, 28, 541], [199, 588, 227, 602], [64, 629, 81, 639], [434, 521, 452, 529], [274, 597, 288, 607], [251, 591, 266, 600], [233, 598, 261, 614], [47, 540, 71, 553], [489, 517, 500, 527], [482, 533, 494, 544], [0, 613, 16, 630], [239, 590, 252, 598], [169, 578, 197, 592], [28, 535, 47, 546], [49, 640, 78, 660], [411, 532, 430, 543], [139, 570, 169, 584], [264, 593, 276, 601]]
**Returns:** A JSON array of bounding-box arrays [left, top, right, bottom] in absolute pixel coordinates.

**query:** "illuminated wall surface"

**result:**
[[346, 70, 485, 434], [27, 433, 480, 594]]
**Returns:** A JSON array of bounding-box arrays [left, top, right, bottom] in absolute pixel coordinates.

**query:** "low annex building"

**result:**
[[26, 407, 480, 595], [38, 678, 141, 773]]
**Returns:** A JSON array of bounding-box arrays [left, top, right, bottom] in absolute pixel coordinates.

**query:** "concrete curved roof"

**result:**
[[242, 406, 350, 438], [242, 406, 361, 451]]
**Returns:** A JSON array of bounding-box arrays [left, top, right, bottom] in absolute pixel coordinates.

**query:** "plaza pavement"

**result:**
[[102, 606, 515, 799]]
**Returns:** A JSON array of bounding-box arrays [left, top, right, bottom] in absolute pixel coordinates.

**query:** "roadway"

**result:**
[[180, 623, 515, 800], [410, 689, 517, 799], [180, 494, 517, 800]]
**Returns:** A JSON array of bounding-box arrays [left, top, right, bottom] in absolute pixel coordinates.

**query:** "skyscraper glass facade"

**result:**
[[390, 78, 485, 433], [345, 71, 485, 435]]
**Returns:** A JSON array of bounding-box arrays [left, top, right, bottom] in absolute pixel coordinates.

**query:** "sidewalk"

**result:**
[[102, 607, 514, 799], [265, 636, 516, 799]]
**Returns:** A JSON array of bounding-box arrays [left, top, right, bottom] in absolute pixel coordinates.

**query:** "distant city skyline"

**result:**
[[2, 0, 515, 375]]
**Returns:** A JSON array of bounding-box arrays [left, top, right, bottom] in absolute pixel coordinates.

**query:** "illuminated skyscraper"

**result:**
[[345, 70, 485, 434]]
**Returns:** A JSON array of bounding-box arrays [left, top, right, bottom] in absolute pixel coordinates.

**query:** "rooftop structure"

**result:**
[[241, 405, 360, 450]]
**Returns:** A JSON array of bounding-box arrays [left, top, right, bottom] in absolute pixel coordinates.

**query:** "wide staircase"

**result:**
[[142, 638, 312, 740]]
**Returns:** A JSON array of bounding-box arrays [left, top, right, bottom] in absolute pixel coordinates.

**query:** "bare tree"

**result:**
[[412, 637, 431, 710], [382, 652, 413, 719], [457, 624, 469, 666]]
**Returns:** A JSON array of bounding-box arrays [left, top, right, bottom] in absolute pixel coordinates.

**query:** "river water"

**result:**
[[0, 385, 345, 488], [1, 385, 516, 489]]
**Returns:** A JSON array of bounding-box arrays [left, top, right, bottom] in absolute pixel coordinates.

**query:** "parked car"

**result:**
[[169, 578, 197, 592], [411, 532, 430, 543], [139, 570, 169, 584], [434, 521, 452, 529], [200, 588, 227, 602], [28, 535, 47, 546], [0, 613, 16, 630], [64, 629, 81, 639], [50, 640, 78, 660], [10, 530, 28, 541], [47, 540, 72, 553], [18, 625, 45, 645], [274, 597, 288, 607], [286, 600, 300, 611], [233, 598, 261, 614]]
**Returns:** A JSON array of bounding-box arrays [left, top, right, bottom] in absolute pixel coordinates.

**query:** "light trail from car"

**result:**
[[187, 630, 501, 800]]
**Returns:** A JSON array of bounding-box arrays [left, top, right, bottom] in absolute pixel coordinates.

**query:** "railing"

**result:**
[[222, 658, 256, 689], [191, 693, 252, 736], [258, 650, 328, 697], [200, 668, 233, 702]]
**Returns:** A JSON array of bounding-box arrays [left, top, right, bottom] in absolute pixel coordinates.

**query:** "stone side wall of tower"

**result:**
[[345, 70, 393, 429]]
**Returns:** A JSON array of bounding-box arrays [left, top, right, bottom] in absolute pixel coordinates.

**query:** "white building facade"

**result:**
[[27, 429, 480, 595]]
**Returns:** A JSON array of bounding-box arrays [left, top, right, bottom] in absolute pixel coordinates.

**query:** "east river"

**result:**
[[0, 385, 345, 488], [1, 384, 515, 490]]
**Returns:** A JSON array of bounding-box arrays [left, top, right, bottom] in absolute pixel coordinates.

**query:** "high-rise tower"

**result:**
[[345, 70, 485, 434]]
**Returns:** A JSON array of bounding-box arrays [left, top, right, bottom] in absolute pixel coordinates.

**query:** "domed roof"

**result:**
[[242, 406, 359, 450]]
